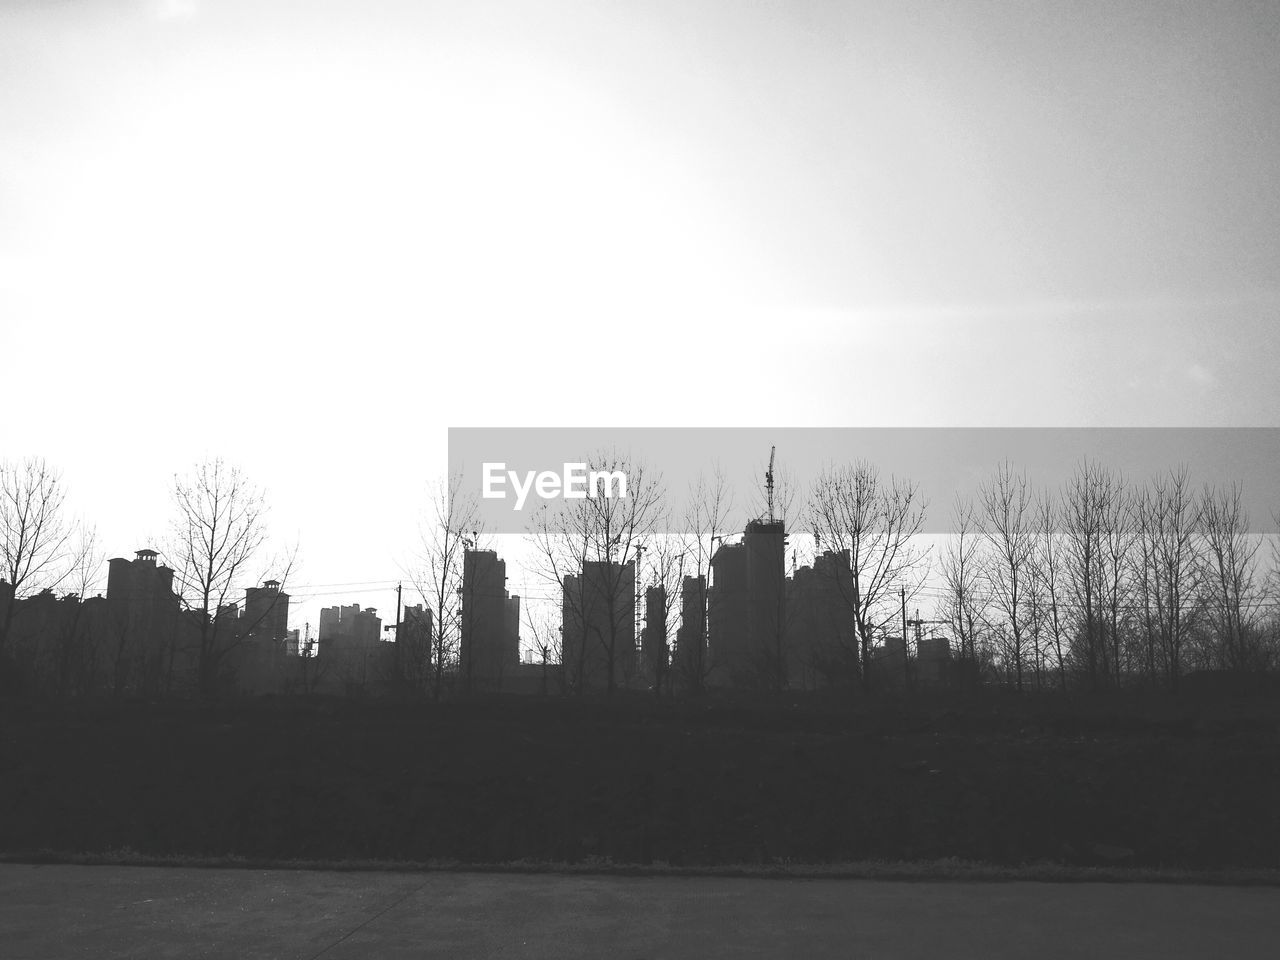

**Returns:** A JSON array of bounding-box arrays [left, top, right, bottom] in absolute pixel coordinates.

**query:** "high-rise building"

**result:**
[[708, 540, 747, 682], [561, 560, 635, 691], [744, 518, 787, 687], [641, 584, 668, 684], [787, 549, 856, 688], [674, 574, 707, 686], [243, 580, 289, 642], [317, 603, 384, 692], [106, 549, 177, 606], [709, 519, 787, 687], [104, 548, 185, 691], [461, 549, 520, 687]]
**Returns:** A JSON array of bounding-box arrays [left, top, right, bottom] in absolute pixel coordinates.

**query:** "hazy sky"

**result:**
[[3, 0, 1278, 632]]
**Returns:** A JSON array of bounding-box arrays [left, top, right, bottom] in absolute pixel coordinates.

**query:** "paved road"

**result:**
[[2, 864, 1277, 959]]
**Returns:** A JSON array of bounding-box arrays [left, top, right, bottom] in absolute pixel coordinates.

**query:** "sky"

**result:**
[[2, 0, 1279, 635]]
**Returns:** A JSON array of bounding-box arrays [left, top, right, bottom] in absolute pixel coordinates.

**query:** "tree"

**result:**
[[672, 467, 734, 694], [47, 524, 104, 697], [638, 534, 685, 696], [979, 462, 1035, 691], [1061, 459, 1114, 690], [0, 457, 74, 666], [528, 452, 665, 695], [521, 594, 564, 696], [808, 460, 928, 690], [1032, 493, 1069, 692], [410, 472, 482, 700], [1133, 468, 1203, 689], [1199, 481, 1265, 671], [169, 458, 283, 697], [1098, 472, 1138, 685], [938, 495, 988, 687]]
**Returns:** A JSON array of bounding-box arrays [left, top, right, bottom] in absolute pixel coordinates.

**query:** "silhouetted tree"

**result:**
[[47, 525, 104, 697], [1032, 493, 1069, 692], [0, 458, 75, 676], [410, 471, 482, 700], [1133, 468, 1203, 688], [1061, 460, 1114, 689], [938, 495, 988, 688], [980, 462, 1035, 691], [169, 458, 287, 697], [520, 597, 564, 696], [808, 460, 928, 690], [673, 467, 734, 695], [1199, 481, 1266, 671]]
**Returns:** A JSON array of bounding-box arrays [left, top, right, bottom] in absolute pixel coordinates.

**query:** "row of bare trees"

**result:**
[[938, 462, 1278, 691]]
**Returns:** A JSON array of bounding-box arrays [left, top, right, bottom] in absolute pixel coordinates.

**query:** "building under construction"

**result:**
[[709, 518, 787, 688]]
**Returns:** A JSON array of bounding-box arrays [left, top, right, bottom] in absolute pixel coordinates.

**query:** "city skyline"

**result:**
[[3, 1, 1279, 644]]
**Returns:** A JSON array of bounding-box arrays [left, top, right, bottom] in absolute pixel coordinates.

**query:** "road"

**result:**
[[2, 864, 1277, 959]]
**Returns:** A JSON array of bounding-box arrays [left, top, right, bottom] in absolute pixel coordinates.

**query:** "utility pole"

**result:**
[[394, 580, 403, 685], [901, 585, 909, 687]]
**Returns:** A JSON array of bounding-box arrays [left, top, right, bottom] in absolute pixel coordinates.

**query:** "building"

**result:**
[[743, 518, 787, 688], [106, 549, 177, 605], [787, 549, 856, 688], [916, 635, 952, 685], [223, 580, 292, 694], [104, 548, 188, 694], [399, 604, 433, 657], [709, 519, 787, 688], [673, 574, 707, 688], [708, 540, 747, 681], [242, 580, 289, 642], [460, 549, 520, 688], [318, 603, 384, 693], [561, 560, 635, 692], [869, 635, 908, 689], [319, 604, 382, 647], [641, 584, 668, 686]]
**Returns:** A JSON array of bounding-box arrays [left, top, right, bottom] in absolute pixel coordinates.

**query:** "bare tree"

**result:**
[[1099, 473, 1139, 684], [1199, 481, 1265, 671], [409, 471, 482, 700], [938, 495, 987, 682], [0, 457, 74, 666], [638, 534, 686, 696], [1133, 468, 1203, 689], [979, 462, 1036, 691], [673, 467, 735, 695], [808, 460, 928, 690], [528, 452, 665, 695], [520, 591, 564, 696], [169, 459, 284, 697], [1032, 493, 1069, 692], [1061, 459, 1116, 690], [48, 525, 104, 697]]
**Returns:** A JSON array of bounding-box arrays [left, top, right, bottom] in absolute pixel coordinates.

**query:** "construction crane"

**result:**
[[905, 610, 948, 645], [765, 445, 776, 523]]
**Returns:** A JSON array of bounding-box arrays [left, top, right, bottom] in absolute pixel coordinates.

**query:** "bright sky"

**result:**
[[3, 0, 1279, 634]]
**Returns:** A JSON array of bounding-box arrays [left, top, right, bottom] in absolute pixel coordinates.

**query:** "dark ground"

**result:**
[[2, 688, 1278, 870]]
